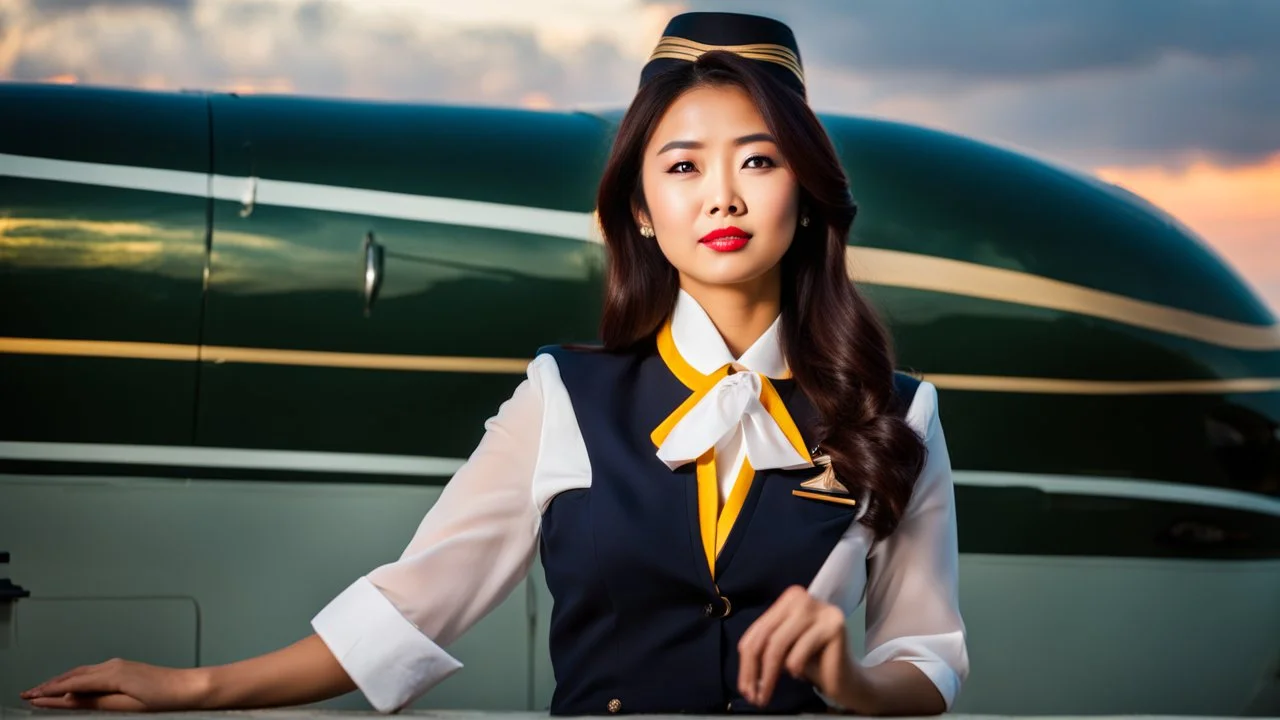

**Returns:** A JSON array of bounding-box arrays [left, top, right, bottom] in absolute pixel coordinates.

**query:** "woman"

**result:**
[[21, 11, 967, 716]]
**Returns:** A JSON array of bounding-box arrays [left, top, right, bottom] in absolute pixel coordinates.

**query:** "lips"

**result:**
[[700, 226, 751, 252]]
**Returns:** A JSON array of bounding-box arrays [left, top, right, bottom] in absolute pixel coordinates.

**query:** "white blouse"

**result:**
[[311, 290, 969, 714]]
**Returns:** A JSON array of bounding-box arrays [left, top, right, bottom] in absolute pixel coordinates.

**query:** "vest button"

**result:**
[[607, 698, 621, 713]]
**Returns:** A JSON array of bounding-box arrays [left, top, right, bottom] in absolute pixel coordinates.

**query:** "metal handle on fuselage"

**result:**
[[363, 231, 384, 316]]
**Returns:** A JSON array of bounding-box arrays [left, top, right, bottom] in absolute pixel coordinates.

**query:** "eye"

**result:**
[[667, 160, 696, 174], [743, 155, 776, 169]]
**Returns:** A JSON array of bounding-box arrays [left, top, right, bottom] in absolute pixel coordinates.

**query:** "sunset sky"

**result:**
[[2, 0, 1277, 312]]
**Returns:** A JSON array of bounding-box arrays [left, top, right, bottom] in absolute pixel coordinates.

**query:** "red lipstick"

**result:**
[[699, 226, 751, 252]]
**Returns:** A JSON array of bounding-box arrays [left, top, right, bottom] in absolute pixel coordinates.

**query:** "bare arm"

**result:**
[[834, 658, 947, 716], [21, 633, 353, 712], [200, 633, 357, 709]]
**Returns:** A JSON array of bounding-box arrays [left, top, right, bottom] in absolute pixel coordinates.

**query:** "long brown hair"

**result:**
[[595, 51, 925, 539]]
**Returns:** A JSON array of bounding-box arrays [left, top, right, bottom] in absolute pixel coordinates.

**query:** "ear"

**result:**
[[631, 202, 651, 230]]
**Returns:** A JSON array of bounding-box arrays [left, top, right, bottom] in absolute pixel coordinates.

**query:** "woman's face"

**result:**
[[638, 83, 801, 295]]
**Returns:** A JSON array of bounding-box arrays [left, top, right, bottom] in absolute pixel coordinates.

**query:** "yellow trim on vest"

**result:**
[[696, 450, 719, 575], [757, 375, 812, 465], [714, 457, 758, 561], [695, 451, 760, 580], [652, 317, 814, 579], [655, 319, 705, 391], [649, 363, 731, 448]]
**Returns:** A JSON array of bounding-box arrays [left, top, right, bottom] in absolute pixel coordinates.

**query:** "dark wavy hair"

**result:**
[[594, 51, 925, 539]]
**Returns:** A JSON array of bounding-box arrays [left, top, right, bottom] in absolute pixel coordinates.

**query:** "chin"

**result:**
[[681, 261, 780, 289]]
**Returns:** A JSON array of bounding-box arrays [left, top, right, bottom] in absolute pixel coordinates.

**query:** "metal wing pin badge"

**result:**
[[792, 452, 858, 507]]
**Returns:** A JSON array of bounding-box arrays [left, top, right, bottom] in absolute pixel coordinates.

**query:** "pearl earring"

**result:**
[[639, 225, 655, 238], [800, 214, 810, 227]]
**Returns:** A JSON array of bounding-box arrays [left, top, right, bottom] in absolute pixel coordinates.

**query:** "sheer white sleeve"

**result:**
[[311, 353, 573, 713], [862, 381, 970, 709]]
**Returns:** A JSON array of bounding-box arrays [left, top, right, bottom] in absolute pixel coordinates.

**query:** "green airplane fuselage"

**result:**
[[3, 83, 1277, 554]]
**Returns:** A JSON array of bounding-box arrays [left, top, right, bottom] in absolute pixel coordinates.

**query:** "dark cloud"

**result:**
[[660, 0, 1280, 166], [31, 0, 193, 14], [663, 0, 1280, 79], [949, 53, 1280, 167]]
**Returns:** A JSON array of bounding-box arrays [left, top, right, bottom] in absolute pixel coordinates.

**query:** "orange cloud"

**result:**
[[222, 77, 296, 95], [520, 92, 554, 110], [1096, 152, 1280, 313]]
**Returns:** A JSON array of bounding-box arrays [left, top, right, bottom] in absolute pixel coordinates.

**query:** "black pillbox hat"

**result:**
[[640, 12, 806, 99]]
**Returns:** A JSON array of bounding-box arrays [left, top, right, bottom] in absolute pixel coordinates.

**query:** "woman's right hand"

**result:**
[[20, 658, 210, 712]]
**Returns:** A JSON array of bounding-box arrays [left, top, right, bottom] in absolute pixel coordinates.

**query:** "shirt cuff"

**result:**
[[312, 576, 464, 713]]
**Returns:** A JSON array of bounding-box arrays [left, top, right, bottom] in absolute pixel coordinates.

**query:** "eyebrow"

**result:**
[[656, 133, 777, 155]]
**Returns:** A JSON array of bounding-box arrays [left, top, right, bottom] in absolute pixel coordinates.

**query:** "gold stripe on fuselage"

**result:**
[[0, 337, 199, 361], [848, 248, 1280, 352], [201, 345, 530, 374], [0, 337, 527, 374], [2, 336, 1279, 395], [922, 374, 1280, 395]]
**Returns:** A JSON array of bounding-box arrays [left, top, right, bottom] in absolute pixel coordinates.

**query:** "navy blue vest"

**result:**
[[536, 344, 919, 716]]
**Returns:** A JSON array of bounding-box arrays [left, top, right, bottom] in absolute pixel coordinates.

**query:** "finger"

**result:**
[[738, 587, 813, 704], [737, 586, 809, 655], [22, 665, 95, 698], [32, 669, 121, 698], [29, 692, 147, 712], [756, 610, 814, 707], [737, 605, 791, 703], [796, 606, 847, 681], [784, 619, 836, 681], [28, 693, 104, 711]]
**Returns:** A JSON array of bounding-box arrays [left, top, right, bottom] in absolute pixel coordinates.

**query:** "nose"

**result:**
[[706, 168, 745, 218]]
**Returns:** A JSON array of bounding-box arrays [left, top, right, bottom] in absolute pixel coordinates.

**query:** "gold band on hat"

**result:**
[[647, 36, 804, 85]]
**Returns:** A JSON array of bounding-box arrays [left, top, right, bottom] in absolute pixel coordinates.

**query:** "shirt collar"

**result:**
[[669, 288, 790, 379]]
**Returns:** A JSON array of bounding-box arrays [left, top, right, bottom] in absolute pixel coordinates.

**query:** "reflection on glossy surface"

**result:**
[[208, 205, 601, 298], [0, 216, 201, 273], [0, 194, 206, 446], [195, 94, 609, 457], [0, 184, 207, 343]]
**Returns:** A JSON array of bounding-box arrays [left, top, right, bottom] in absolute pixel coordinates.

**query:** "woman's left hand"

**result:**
[[736, 585, 859, 708]]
